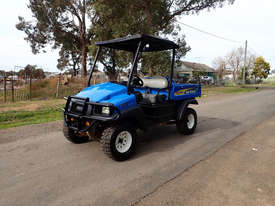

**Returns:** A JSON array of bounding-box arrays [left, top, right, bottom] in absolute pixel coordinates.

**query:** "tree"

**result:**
[[90, 0, 208, 79], [213, 47, 256, 82], [237, 55, 256, 82], [18, 65, 45, 80], [16, 0, 93, 76], [167, 0, 235, 19], [251, 56, 270, 82], [212, 57, 226, 81], [33, 68, 46, 79], [140, 35, 190, 77], [226, 47, 244, 81], [57, 47, 81, 76], [193, 71, 208, 83], [0, 70, 5, 77], [238, 67, 249, 81]]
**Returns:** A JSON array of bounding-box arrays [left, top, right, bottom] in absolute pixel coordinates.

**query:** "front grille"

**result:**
[[64, 96, 119, 127], [68, 98, 87, 115]]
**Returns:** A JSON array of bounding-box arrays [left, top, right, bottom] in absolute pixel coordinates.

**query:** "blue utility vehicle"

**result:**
[[63, 34, 201, 161]]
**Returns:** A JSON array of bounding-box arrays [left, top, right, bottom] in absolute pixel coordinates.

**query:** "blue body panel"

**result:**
[[75, 82, 137, 111], [170, 83, 201, 101], [75, 81, 200, 112]]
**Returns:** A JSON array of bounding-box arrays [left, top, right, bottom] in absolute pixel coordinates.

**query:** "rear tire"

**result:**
[[63, 123, 89, 144], [176, 107, 197, 135], [101, 125, 137, 161]]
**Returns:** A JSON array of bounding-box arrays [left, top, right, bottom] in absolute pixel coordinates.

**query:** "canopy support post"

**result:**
[[88, 46, 101, 87], [127, 41, 142, 94], [168, 49, 176, 101]]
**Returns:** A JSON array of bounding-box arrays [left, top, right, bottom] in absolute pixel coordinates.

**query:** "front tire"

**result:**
[[63, 123, 89, 144], [176, 107, 197, 135], [101, 125, 137, 161]]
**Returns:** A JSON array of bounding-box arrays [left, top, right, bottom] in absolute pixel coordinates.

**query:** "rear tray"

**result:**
[[170, 84, 201, 101]]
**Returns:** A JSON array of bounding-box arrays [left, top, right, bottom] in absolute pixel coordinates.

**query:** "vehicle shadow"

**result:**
[[134, 116, 239, 159], [196, 116, 239, 134]]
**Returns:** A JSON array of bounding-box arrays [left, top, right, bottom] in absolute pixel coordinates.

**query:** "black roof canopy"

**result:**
[[95, 34, 179, 52]]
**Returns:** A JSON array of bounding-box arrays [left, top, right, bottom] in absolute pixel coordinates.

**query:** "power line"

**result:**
[[176, 21, 275, 67], [176, 21, 242, 44]]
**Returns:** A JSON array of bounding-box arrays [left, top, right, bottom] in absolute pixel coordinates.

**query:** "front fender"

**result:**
[[177, 99, 198, 121], [117, 106, 146, 130]]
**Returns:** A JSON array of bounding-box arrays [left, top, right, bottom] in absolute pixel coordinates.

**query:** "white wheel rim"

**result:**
[[115, 131, 132, 153], [187, 114, 195, 129]]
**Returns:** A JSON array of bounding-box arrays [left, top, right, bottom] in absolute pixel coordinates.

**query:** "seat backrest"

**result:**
[[140, 76, 168, 89]]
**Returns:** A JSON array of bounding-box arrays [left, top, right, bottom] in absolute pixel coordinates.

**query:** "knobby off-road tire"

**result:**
[[101, 125, 137, 161], [63, 123, 89, 144], [176, 107, 197, 135]]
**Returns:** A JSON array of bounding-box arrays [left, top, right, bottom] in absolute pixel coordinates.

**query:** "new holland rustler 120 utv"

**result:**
[[63, 34, 201, 161]]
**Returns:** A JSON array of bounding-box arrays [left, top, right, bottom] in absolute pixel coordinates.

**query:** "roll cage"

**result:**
[[87, 34, 179, 100]]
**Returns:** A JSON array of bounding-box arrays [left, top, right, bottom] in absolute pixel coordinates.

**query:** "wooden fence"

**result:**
[[0, 76, 32, 103], [0, 74, 106, 104]]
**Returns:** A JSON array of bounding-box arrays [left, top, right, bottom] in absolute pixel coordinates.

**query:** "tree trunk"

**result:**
[[109, 72, 118, 81], [80, 0, 87, 77], [108, 54, 118, 81], [233, 70, 236, 82], [81, 41, 87, 77], [72, 62, 77, 76]]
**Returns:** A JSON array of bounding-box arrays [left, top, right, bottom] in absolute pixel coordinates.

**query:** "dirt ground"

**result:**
[[136, 116, 275, 206]]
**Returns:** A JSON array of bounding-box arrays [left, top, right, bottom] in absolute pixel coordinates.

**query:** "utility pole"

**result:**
[[243, 40, 248, 85], [29, 71, 32, 100], [56, 74, 60, 98], [3, 73, 7, 103], [11, 70, 15, 102]]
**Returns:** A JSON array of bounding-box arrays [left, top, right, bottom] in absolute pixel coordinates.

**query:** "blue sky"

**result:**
[[1, 0, 275, 72]]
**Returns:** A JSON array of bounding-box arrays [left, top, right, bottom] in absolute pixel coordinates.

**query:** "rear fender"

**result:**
[[177, 99, 198, 121]]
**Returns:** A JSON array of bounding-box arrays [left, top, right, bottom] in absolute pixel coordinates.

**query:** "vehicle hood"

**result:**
[[75, 82, 128, 103]]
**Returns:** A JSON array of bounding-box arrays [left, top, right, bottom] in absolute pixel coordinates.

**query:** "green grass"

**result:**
[[249, 83, 275, 87], [0, 100, 65, 129], [201, 86, 258, 98], [216, 87, 257, 94]]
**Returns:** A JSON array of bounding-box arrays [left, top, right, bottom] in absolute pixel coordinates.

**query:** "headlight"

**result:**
[[102, 106, 110, 115]]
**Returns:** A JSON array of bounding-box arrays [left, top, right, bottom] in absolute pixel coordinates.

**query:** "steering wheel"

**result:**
[[132, 75, 143, 87]]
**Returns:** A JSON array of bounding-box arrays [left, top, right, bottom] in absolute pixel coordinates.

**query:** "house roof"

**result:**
[[179, 61, 216, 73], [96, 34, 179, 52]]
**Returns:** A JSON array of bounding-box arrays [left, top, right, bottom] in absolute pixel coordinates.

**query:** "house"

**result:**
[[45, 72, 59, 79], [223, 70, 234, 80], [270, 70, 275, 77], [176, 61, 217, 82], [8, 75, 19, 81], [266, 70, 275, 82], [223, 70, 242, 81]]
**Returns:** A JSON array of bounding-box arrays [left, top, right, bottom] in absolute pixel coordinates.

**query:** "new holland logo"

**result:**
[[174, 88, 197, 96]]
